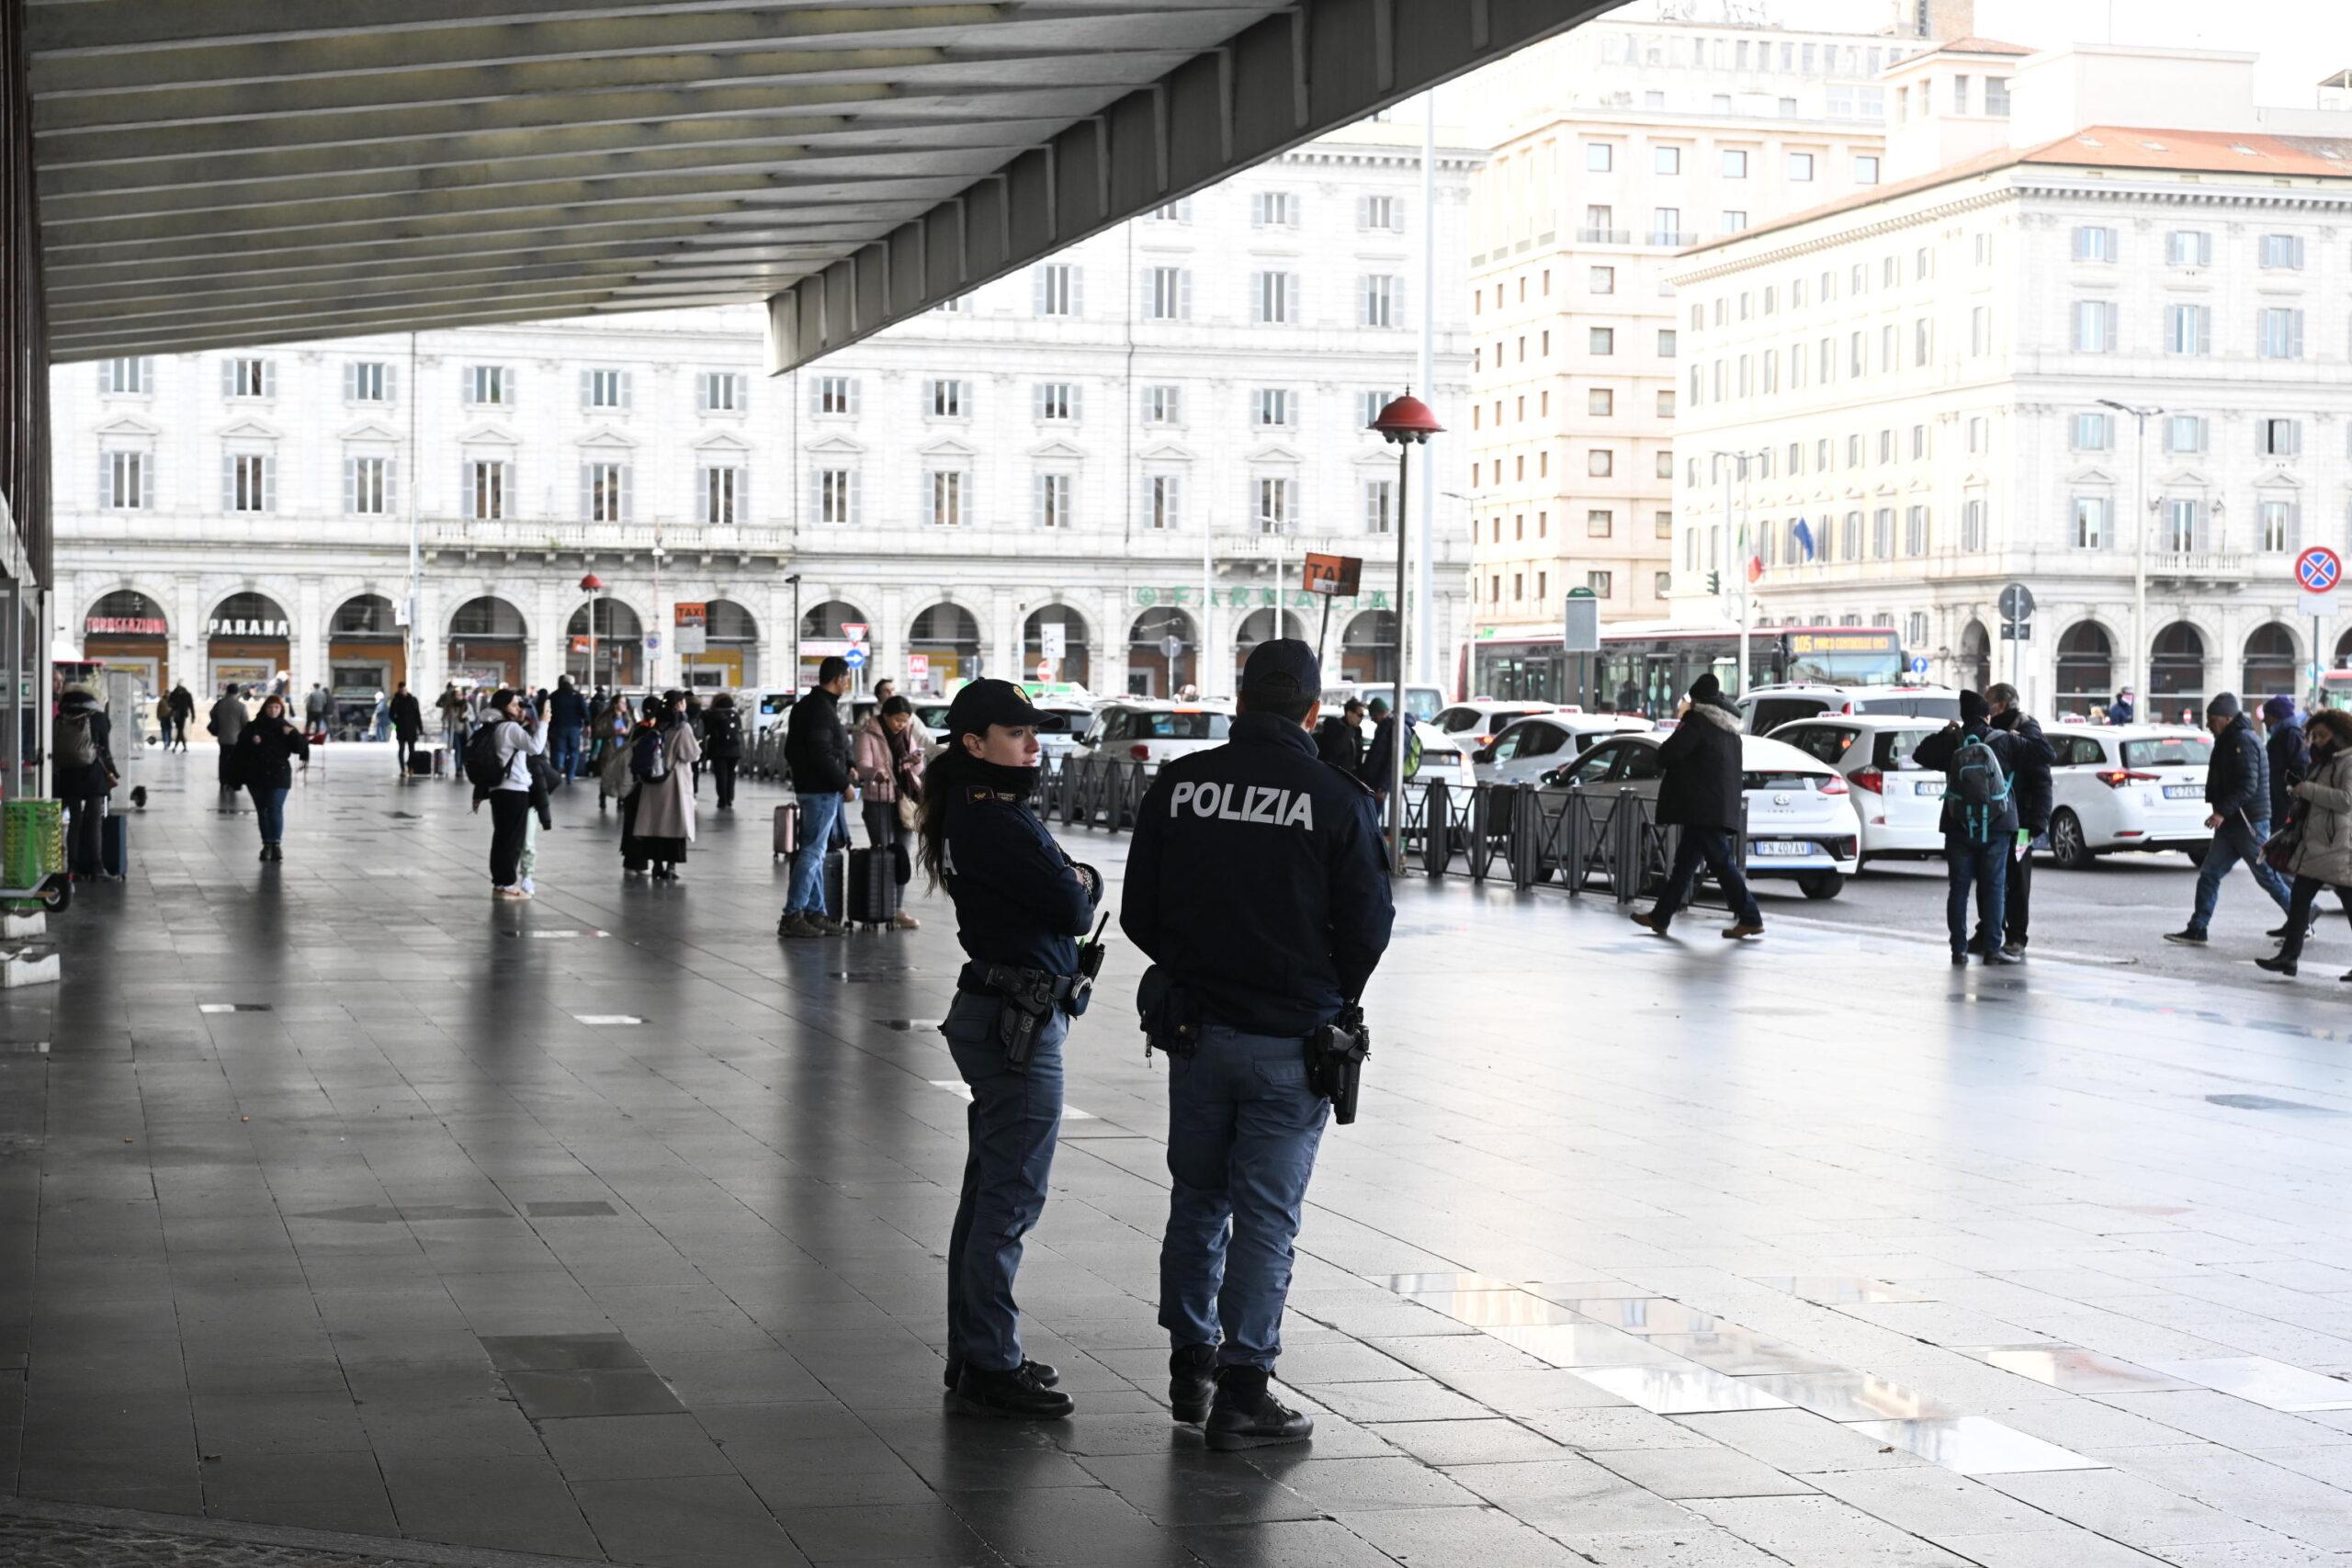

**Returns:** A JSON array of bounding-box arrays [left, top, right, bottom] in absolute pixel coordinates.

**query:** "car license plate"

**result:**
[[1914, 779, 1944, 797], [2163, 784, 2199, 799], [1753, 840, 1813, 856]]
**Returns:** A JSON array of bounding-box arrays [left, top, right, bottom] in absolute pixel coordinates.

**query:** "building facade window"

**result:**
[[98, 356, 153, 395], [465, 365, 513, 406], [816, 376, 858, 415], [2072, 226, 2118, 263], [1143, 384, 1182, 424], [1250, 190, 1299, 227], [1147, 266, 1192, 321], [1589, 327, 1614, 355], [345, 362, 390, 402], [1587, 570, 1612, 598], [464, 458, 510, 521], [100, 450, 150, 509], [1250, 388, 1296, 428], [2167, 230, 2212, 266], [699, 465, 744, 525], [2165, 414, 2207, 454], [1254, 476, 1297, 533], [817, 468, 859, 525], [345, 455, 396, 516], [1360, 275, 1402, 327], [2259, 232, 2306, 270], [1588, 449, 1613, 477], [928, 469, 971, 527], [1034, 382, 1080, 422], [2071, 495, 2109, 549], [2072, 411, 2113, 451], [2258, 307, 2304, 360], [225, 357, 274, 399], [1854, 153, 1880, 184], [1148, 473, 1182, 530], [1035, 472, 1073, 529], [697, 371, 746, 412], [2258, 417, 2301, 457], [582, 368, 631, 410], [1588, 509, 1613, 537], [928, 378, 969, 418], [2260, 498, 2299, 552], [1363, 479, 1395, 535], [580, 460, 628, 523], [2164, 303, 2211, 355], [223, 454, 274, 514], [1035, 264, 1080, 317]]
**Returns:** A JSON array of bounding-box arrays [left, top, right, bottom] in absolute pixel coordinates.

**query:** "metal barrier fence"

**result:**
[[1406, 781, 1748, 905]]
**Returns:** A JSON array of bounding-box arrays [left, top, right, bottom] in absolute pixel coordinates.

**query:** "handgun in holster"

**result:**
[[981, 964, 1064, 1068], [1306, 1004, 1372, 1126]]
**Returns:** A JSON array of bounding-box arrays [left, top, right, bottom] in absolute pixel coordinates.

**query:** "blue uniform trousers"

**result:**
[[943, 990, 1066, 1374], [1159, 1023, 1329, 1371]]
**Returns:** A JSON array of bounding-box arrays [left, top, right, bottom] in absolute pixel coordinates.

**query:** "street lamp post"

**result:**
[[1711, 447, 1770, 697], [1373, 392, 1445, 875], [578, 573, 604, 688], [2098, 400, 2163, 717]]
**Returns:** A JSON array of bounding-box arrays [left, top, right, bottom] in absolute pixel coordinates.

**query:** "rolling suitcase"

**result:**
[[773, 801, 801, 860], [98, 813, 129, 881], [843, 847, 898, 929], [406, 750, 435, 777], [822, 848, 845, 922]]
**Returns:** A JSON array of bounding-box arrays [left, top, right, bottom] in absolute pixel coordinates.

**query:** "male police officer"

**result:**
[[1122, 638, 1395, 1450]]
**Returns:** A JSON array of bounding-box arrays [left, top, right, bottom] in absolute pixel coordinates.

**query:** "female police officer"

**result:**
[[919, 678, 1102, 1419]]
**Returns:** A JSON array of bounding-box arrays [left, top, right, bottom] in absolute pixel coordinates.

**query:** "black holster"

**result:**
[[1136, 964, 1202, 1060], [1306, 1007, 1371, 1125], [979, 964, 1069, 1069]]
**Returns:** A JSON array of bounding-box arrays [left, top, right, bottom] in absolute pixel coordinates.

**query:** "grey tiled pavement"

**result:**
[[4, 744, 2352, 1567]]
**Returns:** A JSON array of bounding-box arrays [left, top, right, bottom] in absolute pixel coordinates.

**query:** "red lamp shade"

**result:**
[[1370, 393, 1444, 445], [578, 573, 604, 592]]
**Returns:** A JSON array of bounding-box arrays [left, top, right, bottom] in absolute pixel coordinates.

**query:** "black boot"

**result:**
[[1204, 1366, 1313, 1451], [954, 1363, 1072, 1420], [2256, 950, 2300, 976], [1169, 1344, 1216, 1424], [943, 1355, 1057, 1392]]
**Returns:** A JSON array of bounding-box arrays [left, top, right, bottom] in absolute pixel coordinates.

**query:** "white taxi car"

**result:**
[[1766, 714, 1950, 864], [1738, 683, 1962, 734], [1475, 712, 1654, 786], [1077, 699, 1235, 766], [2043, 724, 2214, 869], [1431, 700, 1560, 755], [1537, 729, 1862, 898]]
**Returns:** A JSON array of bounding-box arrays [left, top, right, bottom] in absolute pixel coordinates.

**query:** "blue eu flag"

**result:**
[[1792, 516, 1815, 561]]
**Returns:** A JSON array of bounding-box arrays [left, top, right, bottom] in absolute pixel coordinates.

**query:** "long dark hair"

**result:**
[[2312, 709, 2352, 753], [916, 739, 978, 889]]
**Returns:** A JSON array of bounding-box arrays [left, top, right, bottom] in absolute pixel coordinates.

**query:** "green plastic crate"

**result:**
[[4, 798, 64, 892]]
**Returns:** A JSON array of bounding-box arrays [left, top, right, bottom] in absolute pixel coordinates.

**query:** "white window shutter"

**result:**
[[220, 454, 236, 512], [1069, 386, 1083, 421], [1180, 270, 1192, 321], [383, 458, 398, 513], [1250, 192, 1264, 226], [99, 454, 113, 508], [263, 457, 277, 513], [96, 362, 110, 394], [263, 360, 277, 398], [1393, 276, 1407, 326], [383, 364, 397, 402], [811, 378, 824, 416], [2290, 310, 2305, 358], [341, 364, 354, 400], [580, 370, 592, 409], [460, 458, 474, 518], [736, 468, 751, 524], [734, 376, 748, 415], [1285, 273, 1301, 323], [344, 457, 356, 514], [620, 372, 633, 412], [1391, 197, 1408, 232], [620, 465, 633, 520], [1035, 269, 1050, 313], [221, 359, 235, 397], [1070, 268, 1083, 317], [849, 470, 863, 525], [696, 375, 709, 412], [1032, 384, 1046, 420], [580, 465, 594, 521], [1250, 275, 1264, 324]]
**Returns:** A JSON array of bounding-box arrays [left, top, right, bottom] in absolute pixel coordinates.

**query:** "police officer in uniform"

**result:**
[[919, 679, 1104, 1419], [1122, 639, 1396, 1450]]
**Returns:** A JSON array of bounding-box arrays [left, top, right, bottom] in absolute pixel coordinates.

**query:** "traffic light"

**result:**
[[1705, 570, 1722, 596]]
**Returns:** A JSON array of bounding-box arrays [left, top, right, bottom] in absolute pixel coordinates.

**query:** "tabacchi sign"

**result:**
[[85, 616, 166, 637]]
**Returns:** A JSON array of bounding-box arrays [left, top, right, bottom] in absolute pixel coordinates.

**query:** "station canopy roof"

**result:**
[[28, 0, 1616, 370]]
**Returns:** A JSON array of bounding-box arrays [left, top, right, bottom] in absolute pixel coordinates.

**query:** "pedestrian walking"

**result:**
[[2165, 693, 2295, 946], [2256, 708, 2352, 978], [301, 682, 333, 741], [919, 679, 1105, 1419], [2261, 695, 2309, 837], [853, 694, 926, 930], [1914, 690, 2040, 965], [777, 656, 855, 938], [465, 688, 543, 898], [1360, 696, 1396, 799], [1314, 698, 1366, 773], [167, 682, 194, 750], [702, 692, 744, 811], [54, 683, 118, 878], [435, 682, 468, 758], [1633, 672, 1764, 939], [1123, 639, 1396, 1450], [630, 692, 699, 883], [683, 692, 707, 791], [548, 673, 590, 781], [232, 694, 309, 862], [389, 682, 424, 775], [1986, 682, 2052, 957], [207, 683, 248, 796]]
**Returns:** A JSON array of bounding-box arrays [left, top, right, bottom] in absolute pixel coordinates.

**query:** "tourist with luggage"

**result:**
[[853, 694, 925, 930], [54, 682, 118, 880], [919, 679, 1106, 1418], [630, 691, 700, 883], [232, 694, 310, 863], [2254, 708, 2352, 978], [390, 682, 425, 776], [702, 692, 744, 811], [777, 656, 854, 938], [464, 687, 543, 898]]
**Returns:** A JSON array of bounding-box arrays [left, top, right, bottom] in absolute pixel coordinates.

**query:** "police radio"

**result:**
[[1068, 914, 1110, 1017]]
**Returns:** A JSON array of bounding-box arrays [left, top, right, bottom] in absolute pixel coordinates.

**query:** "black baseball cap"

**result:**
[[1239, 637, 1320, 701], [944, 678, 1046, 738]]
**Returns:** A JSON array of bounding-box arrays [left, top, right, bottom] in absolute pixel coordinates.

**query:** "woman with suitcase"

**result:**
[[232, 694, 310, 862], [915, 679, 1104, 1420], [853, 694, 925, 931]]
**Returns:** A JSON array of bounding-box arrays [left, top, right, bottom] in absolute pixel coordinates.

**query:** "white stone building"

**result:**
[[1460, 3, 1929, 692], [51, 118, 1479, 711], [1669, 40, 2352, 719]]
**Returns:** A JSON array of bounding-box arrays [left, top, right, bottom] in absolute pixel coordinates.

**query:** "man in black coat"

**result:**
[[1314, 698, 1365, 773], [1986, 683, 2052, 957], [2260, 695, 2308, 833], [2166, 693, 2293, 945], [778, 657, 855, 937], [1634, 673, 1762, 939], [389, 682, 425, 776], [1913, 689, 2040, 965]]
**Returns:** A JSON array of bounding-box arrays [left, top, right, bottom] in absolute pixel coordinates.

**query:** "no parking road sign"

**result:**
[[2298, 546, 2341, 617]]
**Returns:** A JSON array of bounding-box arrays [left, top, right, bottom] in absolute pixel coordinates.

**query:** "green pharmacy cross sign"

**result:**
[[1133, 585, 1391, 610]]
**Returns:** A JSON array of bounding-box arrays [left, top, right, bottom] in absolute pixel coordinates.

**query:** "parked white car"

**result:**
[[2042, 724, 2215, 869], [1536, 729, 1862, 898], [1076, 700, 1236, 767], [1738, 683, 1962, 734], [1766, 714, 1950, 863], [1431, 700, 1559, 754], [1474, 712, 1653, 786]]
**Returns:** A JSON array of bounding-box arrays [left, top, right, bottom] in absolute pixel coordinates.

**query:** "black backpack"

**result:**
[[462, 723, 508, 793]]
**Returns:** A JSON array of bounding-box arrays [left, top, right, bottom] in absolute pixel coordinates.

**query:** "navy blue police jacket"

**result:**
[[944, 778, 1101, 985], [1122, 710, 1396, 1038]]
